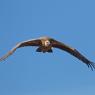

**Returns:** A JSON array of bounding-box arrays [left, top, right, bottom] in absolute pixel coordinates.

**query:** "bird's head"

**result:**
[[44, 40, 50, 47]]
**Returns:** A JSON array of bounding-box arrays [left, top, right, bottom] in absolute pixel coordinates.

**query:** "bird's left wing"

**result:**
[[50, 39, 95, 70], [0, 39, 41, 61]]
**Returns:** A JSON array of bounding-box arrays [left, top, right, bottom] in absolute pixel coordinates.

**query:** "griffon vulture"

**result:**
[[0, 36, 95, 70]]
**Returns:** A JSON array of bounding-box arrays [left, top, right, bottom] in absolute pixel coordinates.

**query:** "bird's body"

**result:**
[[36, 46, 52, 53], [0, 36, 95, 70], [36, 37, 53, 53]]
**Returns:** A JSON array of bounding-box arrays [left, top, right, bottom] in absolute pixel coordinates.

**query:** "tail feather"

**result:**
[[36, 47, 42, 52], [47, 49, 53, 53]]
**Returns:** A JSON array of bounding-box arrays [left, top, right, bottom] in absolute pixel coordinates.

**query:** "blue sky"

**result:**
[[0, 0, 95, 95]]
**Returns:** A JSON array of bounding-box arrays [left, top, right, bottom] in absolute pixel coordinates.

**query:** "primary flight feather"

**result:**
[[0, 36, 95, 70]]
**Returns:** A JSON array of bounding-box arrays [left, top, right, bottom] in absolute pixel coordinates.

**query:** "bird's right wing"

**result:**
[[50, 39, 95, 70], [0, 39, 41, 61]]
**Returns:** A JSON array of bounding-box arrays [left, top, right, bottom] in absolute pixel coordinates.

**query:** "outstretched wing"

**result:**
[[0, 39, 41, 61], [50, 39, 95, 70]]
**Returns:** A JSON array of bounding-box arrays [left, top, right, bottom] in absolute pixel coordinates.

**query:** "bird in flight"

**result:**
[[0, 36, 95, 70]]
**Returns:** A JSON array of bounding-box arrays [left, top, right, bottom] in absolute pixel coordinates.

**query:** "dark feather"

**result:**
[[50, 39, 95, 70], [0, 39, 41, 61]]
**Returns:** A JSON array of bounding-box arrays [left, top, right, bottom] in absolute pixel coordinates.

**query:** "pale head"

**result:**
[[44, 40, 50, 47]]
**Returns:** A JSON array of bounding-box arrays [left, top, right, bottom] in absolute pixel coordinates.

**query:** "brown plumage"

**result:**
[[0, 36, 95, 70]]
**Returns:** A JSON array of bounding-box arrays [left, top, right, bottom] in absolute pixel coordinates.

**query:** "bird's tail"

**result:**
[[36, 47, 42, 52], [47, 49, 53, 53]]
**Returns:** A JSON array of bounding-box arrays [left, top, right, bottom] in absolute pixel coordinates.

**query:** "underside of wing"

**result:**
[[50, 39, 95, 70], [0, 39, 41, 61]]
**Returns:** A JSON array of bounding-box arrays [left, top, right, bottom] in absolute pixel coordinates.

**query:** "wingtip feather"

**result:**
[[86, 62, 95, 71]]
